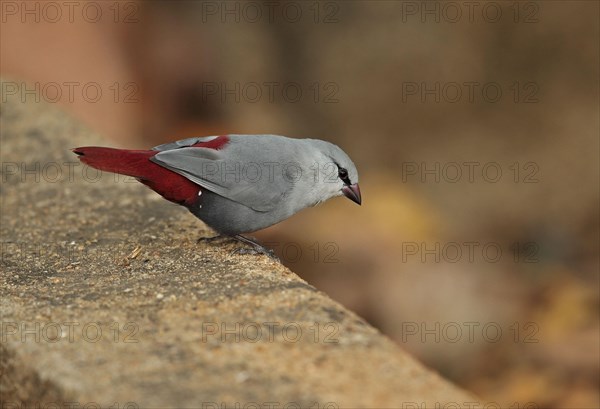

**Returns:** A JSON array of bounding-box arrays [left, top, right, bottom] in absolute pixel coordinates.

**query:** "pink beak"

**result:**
[[342, 183, 362, 205]]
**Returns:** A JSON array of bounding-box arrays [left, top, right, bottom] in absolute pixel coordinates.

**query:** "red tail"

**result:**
[[73, 147, 155, 177], [73, 147, 200, 206]]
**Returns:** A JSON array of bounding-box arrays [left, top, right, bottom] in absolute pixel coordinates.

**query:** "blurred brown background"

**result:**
[[2, 1, 598, 407]]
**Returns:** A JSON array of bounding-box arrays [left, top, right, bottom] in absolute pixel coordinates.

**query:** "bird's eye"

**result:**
[[338, 167, 350, 183]]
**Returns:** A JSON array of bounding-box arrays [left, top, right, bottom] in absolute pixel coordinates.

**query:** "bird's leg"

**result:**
[[231, 235, 278, 260], [197, 234, 235, 244]]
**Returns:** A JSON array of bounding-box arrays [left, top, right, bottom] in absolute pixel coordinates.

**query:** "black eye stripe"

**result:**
[[338, 167, 351, 184]]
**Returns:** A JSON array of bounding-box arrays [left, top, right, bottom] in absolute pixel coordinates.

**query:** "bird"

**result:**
[[73, 134, 361, 254]]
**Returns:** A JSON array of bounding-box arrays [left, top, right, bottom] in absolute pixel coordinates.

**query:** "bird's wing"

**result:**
[[151, 145, 293, 212], [152, 135, 228, 151]]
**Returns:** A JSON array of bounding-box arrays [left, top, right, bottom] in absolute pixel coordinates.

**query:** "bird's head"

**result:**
[[304, 139, 361, 206]]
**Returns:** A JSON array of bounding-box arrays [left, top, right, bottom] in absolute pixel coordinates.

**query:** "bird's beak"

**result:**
[[342, 183, 362, 205]]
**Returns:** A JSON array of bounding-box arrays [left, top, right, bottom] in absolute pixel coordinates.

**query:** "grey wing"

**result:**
[[151, 136, 221, 151], [151, 147, 292, 212]]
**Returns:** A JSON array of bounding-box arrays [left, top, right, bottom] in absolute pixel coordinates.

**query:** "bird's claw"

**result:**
[[197, 235, 233, 244], [199, 233, 279, 261], [230, 246, 279, 261]]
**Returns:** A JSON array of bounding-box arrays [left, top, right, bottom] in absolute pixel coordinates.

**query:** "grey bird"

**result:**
[[73, 134, 361, 252]]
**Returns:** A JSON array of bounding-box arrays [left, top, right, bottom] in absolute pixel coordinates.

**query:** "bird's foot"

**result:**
[[197, 234, 234, 244], [231, 246, 278, 260], [230, 235, 279, 261]]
